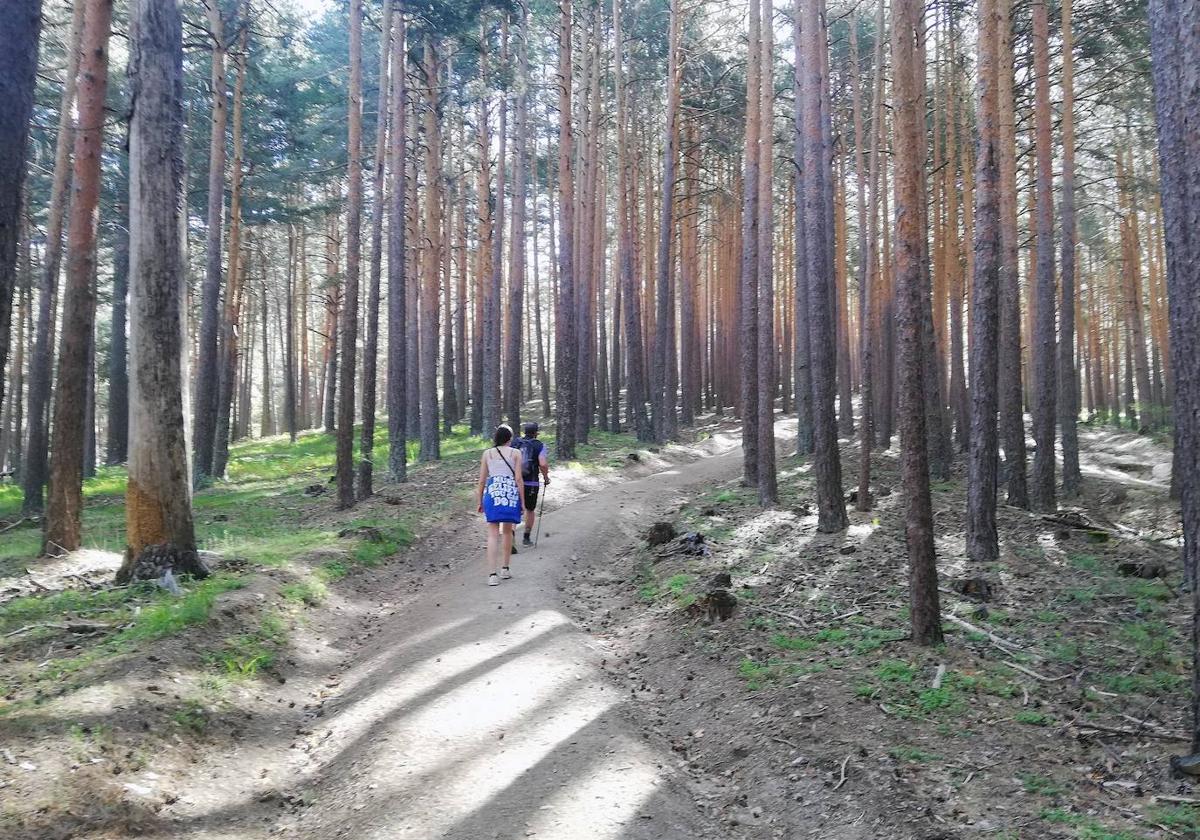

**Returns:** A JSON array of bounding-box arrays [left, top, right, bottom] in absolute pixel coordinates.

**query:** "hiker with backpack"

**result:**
[[475, 424, 526, 586], [511, 422, 550, 547]]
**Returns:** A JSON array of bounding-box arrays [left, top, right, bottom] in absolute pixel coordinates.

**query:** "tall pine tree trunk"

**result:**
[[418, 37, 441, 460], [335, 0, 363, 507], [799, 0, 847, 532], [756, 0, 778, 505], [504, 2, 530, 432], [1147, 0, 1200, 748], [1057, 0, 1080, 495], [21, 0, 81, 513], [554, 0, 578, 460], [996, 0, 1028, 507], [106, 199, 130, 464], [893, 0, 942, 644], [119, 0, 204, 582], [613, 0, 650, 442], [654, 0, 682, 445], [386, 2, 408, 482], [193, 0, 229, 482], [741, 0, 761, 481], [45, 0, 112, 553], [359, 0, 392, 496], [966, 0, 1002, 563], [1029, 0, 1058, 512]]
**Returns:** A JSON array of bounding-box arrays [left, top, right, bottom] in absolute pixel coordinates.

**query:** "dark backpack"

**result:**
[[512, 437, 541, 483]]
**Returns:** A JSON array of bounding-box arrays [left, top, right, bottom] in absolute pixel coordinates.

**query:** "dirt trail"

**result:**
[[165, 430, 743, 840]]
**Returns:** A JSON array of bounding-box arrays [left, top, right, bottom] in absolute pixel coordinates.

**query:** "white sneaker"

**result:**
[[500, 566, 512, 580], [487, 573, 500, 587]]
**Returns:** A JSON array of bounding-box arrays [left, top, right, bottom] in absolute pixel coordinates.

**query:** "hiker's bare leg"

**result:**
[[486, 523, 501, 574], [501, 523, 515, 567]]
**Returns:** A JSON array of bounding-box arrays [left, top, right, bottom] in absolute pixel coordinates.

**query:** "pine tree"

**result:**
[[45, 0, 114, 553], [892, 0, 942, 643], [118, 0, 204, 582]]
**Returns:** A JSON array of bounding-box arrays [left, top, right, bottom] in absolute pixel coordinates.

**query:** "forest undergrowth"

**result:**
[[566, 420, 1195, 839]]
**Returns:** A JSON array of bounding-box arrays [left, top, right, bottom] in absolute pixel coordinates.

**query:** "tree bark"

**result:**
[[554, 0, 578, 460], [613, 0, 651, 443], [21, 0, 81, 514], [741, 0, 761, 482], [45, 0, 113, 554], [106, 201, 130, 465], [505, 3, 531, 433], [418, 37, 441, 460], [193, 0, 230, 483], [1029, 0, 1057, 512], [799, 0, 847, 533], [995, 0, 1028, 508], [1058, 0, 1081, 497], [359, 0, 392, 497], [756, 0, 778, 505], [1147, 0, 1199, 749], [966, 0, 1002, 564], [653, 0, 682, 446], [212, 32, 247, 479], [792, 3, 812, 456], [335, 0, 363, 508], [386, 1, 408, 483], [483, 25, 507, 440], [0, 9, 39, 426], [892, 0, 943, 644], [119, 0, 205, 582]]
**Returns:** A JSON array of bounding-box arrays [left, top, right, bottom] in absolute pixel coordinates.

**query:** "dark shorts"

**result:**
[[523, 485, 540, 512]]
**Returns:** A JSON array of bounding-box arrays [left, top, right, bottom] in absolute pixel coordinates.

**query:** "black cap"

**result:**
[[523, 422, 539, 436]]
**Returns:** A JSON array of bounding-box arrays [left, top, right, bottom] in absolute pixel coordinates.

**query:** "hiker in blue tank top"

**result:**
[[511, 422, 550, 546], [474, 425, 526, 587]]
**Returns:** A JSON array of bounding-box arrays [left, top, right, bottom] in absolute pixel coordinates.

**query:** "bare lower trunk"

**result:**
[[554, 1, 578, 460], [193, 0, 229, 482], [893, 0, 942, 644], [756, 0, 778, 505], [45, 0, 113, 553], [119, 0, 204, 583], [335, 0, 363, 508], [996, 0, 1027, 508], [799, 0, 847, 532], [504, 3, 530, 433], [21, 0, 81, 513], [1029, 0, 1057, 512], [966, 0, 1002, 563], [386, 6, 408, 482], [358, 0, 391, 498]]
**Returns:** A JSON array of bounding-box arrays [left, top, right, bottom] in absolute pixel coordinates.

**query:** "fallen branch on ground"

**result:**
[[944, 614, 1039, 659]]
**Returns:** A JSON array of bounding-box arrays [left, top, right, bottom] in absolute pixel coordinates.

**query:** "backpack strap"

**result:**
[[494, 447, 517, 481]]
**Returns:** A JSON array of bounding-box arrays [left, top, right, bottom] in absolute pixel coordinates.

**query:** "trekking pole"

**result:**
[[533, 484, 548, 547]]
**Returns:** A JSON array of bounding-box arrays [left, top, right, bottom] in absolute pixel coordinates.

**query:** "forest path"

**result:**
[[270, 428, 743, 839]]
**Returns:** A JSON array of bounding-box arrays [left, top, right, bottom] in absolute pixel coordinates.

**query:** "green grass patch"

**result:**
[[1020, 772, 1066, 797], [772, 627, 849, 652], [208, 612, 286, 678], [1068, 553, 1103, 573], [114, 574, 245, 644], [281, 577, 328, 607], [1147, 804, 1200, 832], [876, 659, 918, 684], [1014, 710, 1053, 726], [171, 700, 210, 733], [888, 745, 938, 763]]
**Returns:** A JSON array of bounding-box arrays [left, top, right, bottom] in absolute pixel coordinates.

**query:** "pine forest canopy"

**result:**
[[2, 0, 1198, 753]]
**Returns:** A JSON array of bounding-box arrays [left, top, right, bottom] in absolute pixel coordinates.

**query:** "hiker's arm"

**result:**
[[475, 454, 487, 510], [539, 451, 550, 485], [515, 452, 527, 513]]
